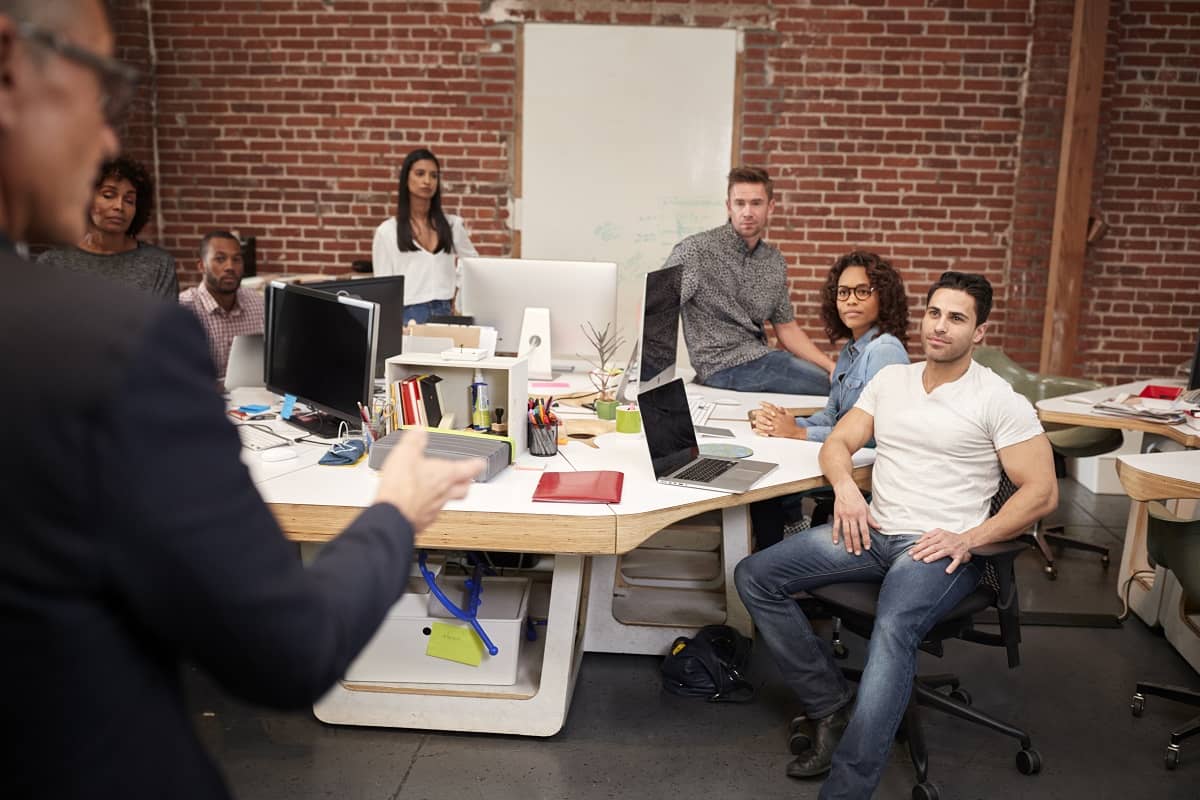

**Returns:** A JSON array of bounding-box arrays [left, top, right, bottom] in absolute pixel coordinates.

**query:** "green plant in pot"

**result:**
[[581, 321, 626, 421]]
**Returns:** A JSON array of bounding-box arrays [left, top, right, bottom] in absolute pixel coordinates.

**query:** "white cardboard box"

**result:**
[[344, 575, 531, 685]]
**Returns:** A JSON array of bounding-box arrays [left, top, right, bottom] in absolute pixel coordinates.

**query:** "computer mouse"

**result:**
[[260, 446, 298, 463]]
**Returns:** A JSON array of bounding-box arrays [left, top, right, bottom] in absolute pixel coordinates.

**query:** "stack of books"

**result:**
[[389, 374, 447, 429]]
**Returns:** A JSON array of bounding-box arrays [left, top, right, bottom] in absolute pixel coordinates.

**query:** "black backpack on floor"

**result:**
[[661, 624, 754, 702]]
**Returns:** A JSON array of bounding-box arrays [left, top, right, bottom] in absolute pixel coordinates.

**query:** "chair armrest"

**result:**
[[972, 540, 1026, 560], [971, 539, 1024, 668]]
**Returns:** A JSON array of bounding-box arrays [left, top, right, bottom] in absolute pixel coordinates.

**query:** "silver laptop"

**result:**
[[638, 378, 776, 493], [224, 333, 265, 391]]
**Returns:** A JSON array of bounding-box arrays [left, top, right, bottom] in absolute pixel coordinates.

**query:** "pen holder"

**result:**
[[528, 422, 559, 457], [615, 405, 641, 434]]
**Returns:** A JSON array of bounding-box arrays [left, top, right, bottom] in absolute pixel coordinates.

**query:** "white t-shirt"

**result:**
[[370, 214, 478, 305], [854, 360, 1043, 537]]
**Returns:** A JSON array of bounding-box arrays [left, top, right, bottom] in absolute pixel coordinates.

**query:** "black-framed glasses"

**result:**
[[835, 284, 876, 301], [16, 21, 140, 126]]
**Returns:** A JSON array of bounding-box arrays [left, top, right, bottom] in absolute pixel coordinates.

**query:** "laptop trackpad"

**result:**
[[728, 468, 765, 482]]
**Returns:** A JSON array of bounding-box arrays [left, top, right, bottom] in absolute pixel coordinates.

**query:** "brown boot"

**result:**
[[786, 704, 852, 778]]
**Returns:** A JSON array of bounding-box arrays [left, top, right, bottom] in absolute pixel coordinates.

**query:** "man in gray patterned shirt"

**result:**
[[665, 167, 833, 395]]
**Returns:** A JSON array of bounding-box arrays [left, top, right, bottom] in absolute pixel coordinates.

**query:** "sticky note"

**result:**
[[280, 394, 297, 420], [425, 622, 484, 667], [238, 404, 270, 414]]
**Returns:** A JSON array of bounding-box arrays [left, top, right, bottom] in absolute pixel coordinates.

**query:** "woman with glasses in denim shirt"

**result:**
[[753, 251, 910, 443]]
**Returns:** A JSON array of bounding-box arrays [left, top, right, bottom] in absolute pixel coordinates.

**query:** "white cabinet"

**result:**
[[384, 354, 530, 456]]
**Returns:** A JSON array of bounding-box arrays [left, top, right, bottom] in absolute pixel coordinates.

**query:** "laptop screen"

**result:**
[[639, 378, 701, 478]]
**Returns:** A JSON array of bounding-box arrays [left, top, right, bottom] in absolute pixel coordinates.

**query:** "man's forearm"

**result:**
[[818, 438, 859, 494], [962, 480, 1058, 549]]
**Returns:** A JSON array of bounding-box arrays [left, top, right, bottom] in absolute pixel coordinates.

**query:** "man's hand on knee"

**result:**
[[909, 528, 973, 574], [831, 487, 878, 555]]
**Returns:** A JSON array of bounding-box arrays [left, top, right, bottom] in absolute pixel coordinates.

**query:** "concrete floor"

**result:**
[[187, 478, 1200, 799]]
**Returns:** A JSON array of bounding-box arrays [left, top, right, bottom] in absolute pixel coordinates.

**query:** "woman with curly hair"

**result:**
[[37, 156, 178, 298], [753, 251, 910, 442]]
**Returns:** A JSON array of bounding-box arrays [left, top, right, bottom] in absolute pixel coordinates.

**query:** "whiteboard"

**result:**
[[520, 24, 738, 350]]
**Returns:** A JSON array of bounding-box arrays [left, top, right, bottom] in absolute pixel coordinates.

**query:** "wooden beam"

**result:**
[[1040, 0, 1109, 375]]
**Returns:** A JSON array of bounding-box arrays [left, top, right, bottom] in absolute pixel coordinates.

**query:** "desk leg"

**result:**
[[311, 555, 585, 737], [720, 504, 753, 639], [1117, 500, 1167, 627]]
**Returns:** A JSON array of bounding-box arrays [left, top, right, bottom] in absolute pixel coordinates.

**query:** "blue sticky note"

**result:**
[[238, 404, 270, 414], [280, 394, 297, 420]]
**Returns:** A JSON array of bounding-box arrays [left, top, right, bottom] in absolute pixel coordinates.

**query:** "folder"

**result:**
[[532, 470, 624, 504]]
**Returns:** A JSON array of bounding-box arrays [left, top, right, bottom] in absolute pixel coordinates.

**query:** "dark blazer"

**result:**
[[0, 252, 415, 798]]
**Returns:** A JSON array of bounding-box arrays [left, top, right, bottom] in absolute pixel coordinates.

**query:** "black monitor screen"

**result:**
[[1189, 324, 1200, 391], [639, 265, 683, 391], [309, 276, 405, 374], [265, 282, 378, 424]]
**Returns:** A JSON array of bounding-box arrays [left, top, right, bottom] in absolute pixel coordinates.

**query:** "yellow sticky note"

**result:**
[[425, 622, 485, 667]]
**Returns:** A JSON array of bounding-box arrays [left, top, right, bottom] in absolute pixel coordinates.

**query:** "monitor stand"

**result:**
[[285, 410, 347, 439]]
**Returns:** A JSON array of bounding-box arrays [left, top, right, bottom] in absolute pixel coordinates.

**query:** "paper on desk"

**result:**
[[1092, 396, 1187, 425], [426, 622, 484, 666]]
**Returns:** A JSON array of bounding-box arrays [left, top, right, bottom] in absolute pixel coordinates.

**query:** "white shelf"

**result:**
[[386, 354, 530, 456]]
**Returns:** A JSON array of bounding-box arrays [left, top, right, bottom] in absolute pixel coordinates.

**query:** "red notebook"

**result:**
[[533, 470, 624, 504]]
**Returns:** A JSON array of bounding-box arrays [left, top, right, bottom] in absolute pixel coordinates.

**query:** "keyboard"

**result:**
[[237, 424, 292, 451], [1179, 387, 1200, 405], [674, 458, 735, 483], [688, 396, 715, 425]]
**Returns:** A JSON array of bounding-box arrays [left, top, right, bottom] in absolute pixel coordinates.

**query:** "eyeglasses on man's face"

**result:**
[[16, 21, 139, 127], [835, 284, 876, 302]]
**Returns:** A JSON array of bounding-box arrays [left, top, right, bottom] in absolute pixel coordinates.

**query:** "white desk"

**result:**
[[255, 409, 870, 737], [1037, 380, 1198, 626]]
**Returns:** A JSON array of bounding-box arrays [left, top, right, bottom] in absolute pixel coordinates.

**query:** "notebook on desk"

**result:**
[[638, 378, 776, 493]]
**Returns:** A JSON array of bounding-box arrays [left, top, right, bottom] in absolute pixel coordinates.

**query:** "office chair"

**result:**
[[1130, 501, 1200, 770], [806, 476, 1041, 800], [973, 346, 1122, 579]]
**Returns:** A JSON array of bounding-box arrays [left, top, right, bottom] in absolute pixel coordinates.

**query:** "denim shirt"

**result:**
[[795, 326, 909, 443]]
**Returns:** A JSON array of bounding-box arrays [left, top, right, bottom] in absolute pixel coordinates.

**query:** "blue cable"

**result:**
[[418, 552, 500, 656]]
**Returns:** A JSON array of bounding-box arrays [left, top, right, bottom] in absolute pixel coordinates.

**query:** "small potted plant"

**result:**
[[581, 321, 626, 420]]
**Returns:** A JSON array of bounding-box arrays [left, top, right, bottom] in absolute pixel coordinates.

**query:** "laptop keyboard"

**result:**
[[674, 458, 736, 482], [688, 396, 715, 425]]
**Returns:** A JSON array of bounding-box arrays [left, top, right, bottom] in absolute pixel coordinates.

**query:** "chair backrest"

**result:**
[[1146, 502, 1200, 601]]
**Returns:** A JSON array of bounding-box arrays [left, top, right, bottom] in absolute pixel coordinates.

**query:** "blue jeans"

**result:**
[[734, 524, 982, 799], [704, 350, 831, 395], [403, 299, 452, 326]]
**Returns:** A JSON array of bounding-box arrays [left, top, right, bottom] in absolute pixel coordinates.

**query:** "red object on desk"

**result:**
[[532, 470, 624, 504], [1139, 385, 1182, 401]]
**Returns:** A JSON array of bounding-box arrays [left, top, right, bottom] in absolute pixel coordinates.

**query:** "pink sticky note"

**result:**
[[531, 381, 571, 388]]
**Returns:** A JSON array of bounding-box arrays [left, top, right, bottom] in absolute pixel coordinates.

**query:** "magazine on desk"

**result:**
[[1091, 394, 1188, 425]]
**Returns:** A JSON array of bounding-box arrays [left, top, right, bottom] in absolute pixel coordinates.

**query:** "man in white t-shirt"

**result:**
[[735, 272, 1058, 799]]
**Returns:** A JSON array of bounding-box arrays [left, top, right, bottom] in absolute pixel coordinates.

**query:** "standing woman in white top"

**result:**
[[371, 148, 479, 324]]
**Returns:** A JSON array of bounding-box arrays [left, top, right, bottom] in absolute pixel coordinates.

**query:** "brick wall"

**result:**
[[113, 0, 1200, 382]]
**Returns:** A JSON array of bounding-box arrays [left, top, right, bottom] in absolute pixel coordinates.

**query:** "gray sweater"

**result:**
[[37, 242, 179, 299]]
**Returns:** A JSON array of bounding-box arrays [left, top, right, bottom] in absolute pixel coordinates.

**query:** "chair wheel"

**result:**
[[1131, 693, 1145, 717], [1016, 747, 1042, 775], [912, 781, 940, 800], [1165, 746, 1180, 771], [1043, 564, 1058, 580], [949, 688, 972, 706], [833, 641, 849, 660]]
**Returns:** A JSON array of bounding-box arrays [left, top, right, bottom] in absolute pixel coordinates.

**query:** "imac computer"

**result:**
[[265, 281, 379, 438], [636, 265, 683, 394], [458, 257, 618, 368], [309, 275, 405, 374]]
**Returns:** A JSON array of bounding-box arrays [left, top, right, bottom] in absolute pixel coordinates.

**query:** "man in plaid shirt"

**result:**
[[179, 231, 264, 383]]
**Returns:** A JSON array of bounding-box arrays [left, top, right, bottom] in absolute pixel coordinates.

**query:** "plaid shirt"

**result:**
[[179, 282, 264, 380]]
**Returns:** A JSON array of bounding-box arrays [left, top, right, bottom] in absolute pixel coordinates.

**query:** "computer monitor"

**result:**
[[309, 275, 405, 374], [637, 265, 683, 394], [458, 257, 618, 361], [1189, 324, 1200, 391], [265, 281, 378, 436]]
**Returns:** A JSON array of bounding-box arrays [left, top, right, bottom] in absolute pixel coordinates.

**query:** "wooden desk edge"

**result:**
[[272, 505, 619, 555], [1115, 459, 1200, 503], [1037, 408, 1199, 448], [271, 465, 873, 557]]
